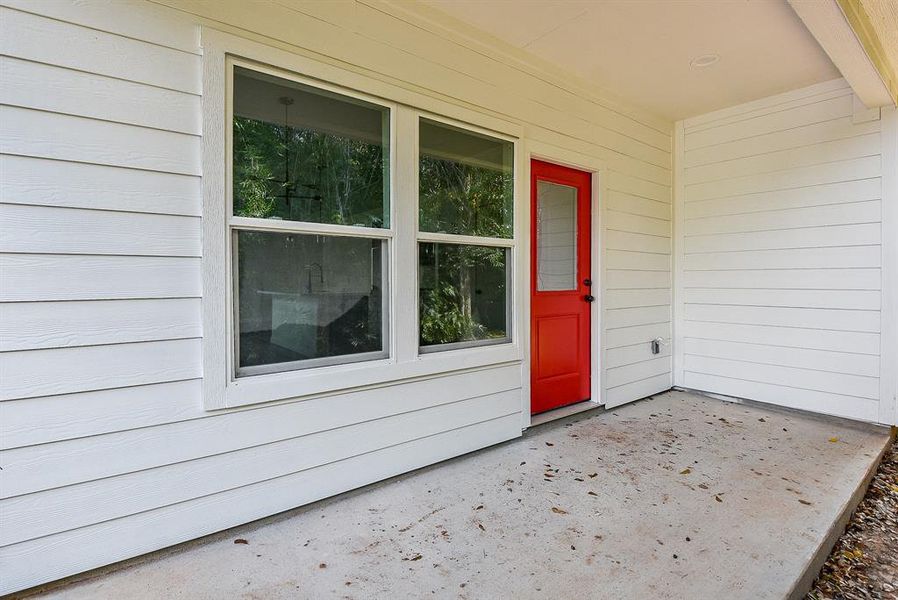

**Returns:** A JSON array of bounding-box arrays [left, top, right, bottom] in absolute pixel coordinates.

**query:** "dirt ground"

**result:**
[[808, 437, 898, 600]]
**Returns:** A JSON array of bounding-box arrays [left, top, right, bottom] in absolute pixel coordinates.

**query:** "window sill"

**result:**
[[212, 342, 522, 410]]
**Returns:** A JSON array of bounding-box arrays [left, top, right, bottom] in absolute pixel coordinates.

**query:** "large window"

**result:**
[[205, 37, 522, 408], [217, 54, 518, 399], [418, 118, 514, 350], [231, 64, 391, 376]]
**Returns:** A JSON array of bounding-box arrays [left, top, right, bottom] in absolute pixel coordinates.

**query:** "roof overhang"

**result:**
[[789, 0, 897, 108]]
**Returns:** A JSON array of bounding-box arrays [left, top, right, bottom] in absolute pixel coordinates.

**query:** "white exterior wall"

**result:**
[[0, 0, 672, 593], [674, 79, 898, 425]]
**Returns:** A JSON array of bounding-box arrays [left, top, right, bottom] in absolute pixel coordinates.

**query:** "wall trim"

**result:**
[[879, 105, 898, 425], [671, 120, 686, 386]]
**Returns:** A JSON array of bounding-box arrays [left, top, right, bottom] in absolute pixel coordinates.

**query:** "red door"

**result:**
[[530, 160, 592, 414]]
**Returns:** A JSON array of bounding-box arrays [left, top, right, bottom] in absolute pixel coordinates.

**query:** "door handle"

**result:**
[[584, 294, 595, 303]]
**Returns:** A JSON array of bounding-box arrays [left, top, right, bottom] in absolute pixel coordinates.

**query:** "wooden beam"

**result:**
[[837, 0, 898, 105], [789, 0, 895, 107]]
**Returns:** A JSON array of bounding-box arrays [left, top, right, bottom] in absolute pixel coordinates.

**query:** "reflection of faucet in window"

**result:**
[[304, 262, 324, 293]]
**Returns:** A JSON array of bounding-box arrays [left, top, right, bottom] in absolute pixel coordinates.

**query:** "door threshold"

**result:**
[[529, 400, 601, 428]]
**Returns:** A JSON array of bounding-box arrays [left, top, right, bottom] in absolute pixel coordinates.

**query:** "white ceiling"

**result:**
[[421, 0, 842, 121]]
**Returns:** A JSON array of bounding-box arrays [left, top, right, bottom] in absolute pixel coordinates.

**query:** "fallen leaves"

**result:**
[[234, 539, 249, 545], [828, 437, 840, 443], [551, 507, 568, 515], [842, 547, 864, 560], [679, 468, 692, 475]]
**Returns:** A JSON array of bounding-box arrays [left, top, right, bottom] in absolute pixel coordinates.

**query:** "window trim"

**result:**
[[414, 111, 518, 354], [201, 28, 525, 411]]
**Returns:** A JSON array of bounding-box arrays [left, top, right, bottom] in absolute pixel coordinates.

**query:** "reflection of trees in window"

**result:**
[[418, 151, 512, 347], [418, 156, 513, 238], [233, 116, 385, 227], [419, 243, 507, 346]]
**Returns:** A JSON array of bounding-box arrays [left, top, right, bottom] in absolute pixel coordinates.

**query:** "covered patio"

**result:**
[[26, 391, 891, 599], [1, 0, 897, 595]]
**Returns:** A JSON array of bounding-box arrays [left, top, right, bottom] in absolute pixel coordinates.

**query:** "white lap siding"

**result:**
[[675, 80, 891, 423], [0, 0, 671, 593], [604, 176, 673, 406]]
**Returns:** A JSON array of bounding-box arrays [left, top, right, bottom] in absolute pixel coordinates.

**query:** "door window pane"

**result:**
[[232, 66, 390, 227], [418, 119, 513, 238], [419, 243, 508, 347], [536, 180, 577, 291], [235, 230, 386, 374]]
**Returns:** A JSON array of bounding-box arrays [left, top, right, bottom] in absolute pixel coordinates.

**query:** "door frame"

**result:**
[[521, 141, 607, 429]]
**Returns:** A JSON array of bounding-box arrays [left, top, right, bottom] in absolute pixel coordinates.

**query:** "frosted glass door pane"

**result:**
[[536, 181, 577, 291]]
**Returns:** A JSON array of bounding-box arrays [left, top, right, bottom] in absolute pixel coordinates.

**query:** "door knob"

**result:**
[[584, 294, 595, 303]]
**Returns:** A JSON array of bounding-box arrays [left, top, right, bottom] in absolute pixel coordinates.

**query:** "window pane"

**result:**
[[419, 243, 509, 347], [418, 119, 513, 238], [536, 180, 577, 291], [235, 230, 386, 374], [232, 66, 389, 227]]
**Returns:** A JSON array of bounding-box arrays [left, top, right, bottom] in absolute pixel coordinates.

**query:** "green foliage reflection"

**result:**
[[233, 116, 387, 227]]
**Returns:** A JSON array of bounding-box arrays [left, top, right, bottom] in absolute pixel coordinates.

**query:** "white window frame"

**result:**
[[415, 113, 517, 354], [227, 59, 394, 377], [202, 29, 524, 410]]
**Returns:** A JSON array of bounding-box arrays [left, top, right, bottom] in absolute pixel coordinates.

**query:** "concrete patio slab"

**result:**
[[25, 391, 891, 600]]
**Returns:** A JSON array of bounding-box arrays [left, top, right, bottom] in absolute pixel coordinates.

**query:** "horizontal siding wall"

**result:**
[[0, 0, 671, 594], [676, 79, 884, 423], [604, 177, 672, 406]]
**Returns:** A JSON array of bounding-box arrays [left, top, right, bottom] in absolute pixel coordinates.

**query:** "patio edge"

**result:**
[[786, 426, 896, 600]]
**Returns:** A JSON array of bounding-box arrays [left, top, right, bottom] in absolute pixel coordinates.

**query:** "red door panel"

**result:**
[[530, 160, 591, 415]]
